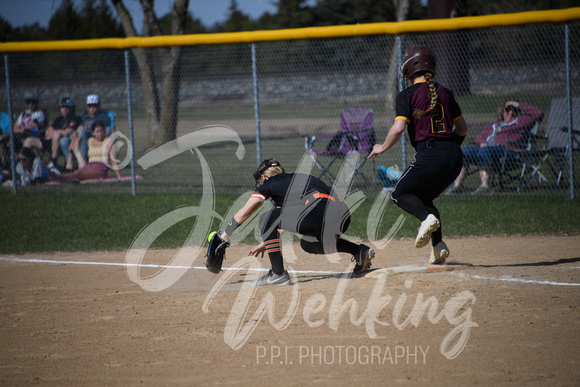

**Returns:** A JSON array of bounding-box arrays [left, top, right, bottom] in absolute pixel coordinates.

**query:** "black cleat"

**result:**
[[352, 244, 374, 274]]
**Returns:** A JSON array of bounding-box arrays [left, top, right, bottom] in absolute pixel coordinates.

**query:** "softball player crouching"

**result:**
[[219, 158, 374, 286]]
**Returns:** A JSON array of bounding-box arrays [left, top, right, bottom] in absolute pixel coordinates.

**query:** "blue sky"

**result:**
[[0, 0, 290, 30]]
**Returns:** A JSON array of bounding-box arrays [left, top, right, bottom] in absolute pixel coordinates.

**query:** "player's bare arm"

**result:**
[[368, 119, 406, 158], [454, 117, 468, 137]]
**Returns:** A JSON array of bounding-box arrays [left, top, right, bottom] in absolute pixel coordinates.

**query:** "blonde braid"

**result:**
[[411, 71, 438, 119], [425, 72, 438, 112]]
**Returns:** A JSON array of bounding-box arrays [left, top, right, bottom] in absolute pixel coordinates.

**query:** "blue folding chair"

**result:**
[[1, 112, 10, 134]]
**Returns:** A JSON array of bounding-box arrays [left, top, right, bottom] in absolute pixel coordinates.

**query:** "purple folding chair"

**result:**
[[302, 107, 376, 186]]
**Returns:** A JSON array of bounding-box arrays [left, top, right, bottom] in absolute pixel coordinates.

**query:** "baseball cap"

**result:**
[[86, 94, 100, 105], [25, 92, 39, 102], [59, 96, 75, 107]]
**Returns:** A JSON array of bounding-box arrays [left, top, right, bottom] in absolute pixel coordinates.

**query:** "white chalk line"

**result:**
[[448, 272, 580, 287], [0, 256, 341, 275], [2, 256, 579, 287]]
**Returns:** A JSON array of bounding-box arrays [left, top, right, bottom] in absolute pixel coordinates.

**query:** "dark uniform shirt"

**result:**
[[395, 80, 463, 148], [251, 173, 333, 208], [51, 115, 81, 130]]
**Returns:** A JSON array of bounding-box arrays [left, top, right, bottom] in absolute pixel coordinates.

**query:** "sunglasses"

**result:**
[[87, 104, 99, 108], [18, 157, 28, 161], [26, 100, 37, 104]]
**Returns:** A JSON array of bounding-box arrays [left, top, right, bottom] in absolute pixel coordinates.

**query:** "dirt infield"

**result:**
[[1, 235, 579, 386]]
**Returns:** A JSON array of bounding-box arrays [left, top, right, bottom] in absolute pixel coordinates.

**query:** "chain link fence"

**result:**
[[1, 16, 579, 198]]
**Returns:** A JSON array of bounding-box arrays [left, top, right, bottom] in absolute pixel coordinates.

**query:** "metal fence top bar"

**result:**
[[1, 7, 579, 53]]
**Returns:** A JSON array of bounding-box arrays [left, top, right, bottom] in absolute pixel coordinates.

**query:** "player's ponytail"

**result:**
[[425, 72, 438, 113], [411, 71, 438, 120], [263, 163, 284, 178]]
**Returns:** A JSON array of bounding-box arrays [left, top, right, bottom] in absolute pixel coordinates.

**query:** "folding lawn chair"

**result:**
[[543, 97, 580, 188], [302, 107, 376, 186], [496, 119, 551, 191], [498, 98, 580, 191]]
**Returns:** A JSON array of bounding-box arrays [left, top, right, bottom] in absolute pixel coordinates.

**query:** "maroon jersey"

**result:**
[[395, 80, 463, 148]]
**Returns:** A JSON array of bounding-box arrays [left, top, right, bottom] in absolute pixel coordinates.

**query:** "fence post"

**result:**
[[396, 36, 407, 170], [565, 24, 575, 199], [252, 43, 262, 166], [125, 50, 137, 196], [3, 55, 16, 195]]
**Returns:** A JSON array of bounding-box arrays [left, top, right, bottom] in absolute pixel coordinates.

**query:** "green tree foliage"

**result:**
[[466, 0, 579, 16], [216, 0, 255, 32], [1, 0, 577, 39], [0, 16, 46, 42], [78, 0, 124, 38], [313, 0, 393, 25], [159, 13, 206, 35], [0, 19, 47, 42], [45, 0, 123, 40], [273, 0, 315, 29], [47, 0, 83, 40]]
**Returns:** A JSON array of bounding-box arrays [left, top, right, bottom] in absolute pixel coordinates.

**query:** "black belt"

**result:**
[[416, 140, 455, 150]]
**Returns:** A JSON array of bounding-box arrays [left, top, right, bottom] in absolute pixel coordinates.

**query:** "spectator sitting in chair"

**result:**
[[446, 100, 544, 195], [54, 121, 121, 182], [43, 96, 81, 168], [0, 92, 47, 168], [0, 147, 51, 186], [61, 94, 111, 170]]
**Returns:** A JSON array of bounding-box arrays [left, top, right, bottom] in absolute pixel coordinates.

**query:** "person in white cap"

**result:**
[[61, 94, 111, 170]]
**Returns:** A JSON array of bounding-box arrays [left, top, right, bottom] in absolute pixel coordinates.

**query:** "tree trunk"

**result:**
[[427, 0, 470, 95], [111, 0, 189, 145]]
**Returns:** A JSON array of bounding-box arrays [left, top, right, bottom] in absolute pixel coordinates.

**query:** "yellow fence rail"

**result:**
[[1, 7, 580, 52]]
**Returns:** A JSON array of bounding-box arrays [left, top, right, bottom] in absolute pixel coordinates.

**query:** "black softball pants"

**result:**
[[259, 199, 358, 274], [391, 140, 463, 246]]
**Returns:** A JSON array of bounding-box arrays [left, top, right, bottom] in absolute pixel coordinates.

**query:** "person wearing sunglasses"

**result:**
[[0, 92, 47, 169], [446, 100, 544, 195], [0, 147, 50, 186], [14, 92, 47, 142], [212, 158, 375, 287]]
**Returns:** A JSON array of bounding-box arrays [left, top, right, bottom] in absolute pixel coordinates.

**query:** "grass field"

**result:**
[[3, 96, 579, 254], [1, 193, 579, 254]]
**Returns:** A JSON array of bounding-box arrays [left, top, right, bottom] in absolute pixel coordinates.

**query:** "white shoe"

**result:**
[[47, 161, 61, 175], [415, 214, 440, 248], [429, 241, 449, 264]]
